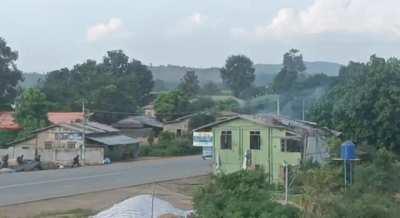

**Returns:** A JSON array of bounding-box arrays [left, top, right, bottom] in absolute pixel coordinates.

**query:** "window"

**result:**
[[22, 146, 30, 150], [177, 129, 182, 137], [44, 141, 53, 150], [67, 141, 76, 149], [281, 139, 302, 152], [250, 131, 261, 150], [220, 131, 232, 149]]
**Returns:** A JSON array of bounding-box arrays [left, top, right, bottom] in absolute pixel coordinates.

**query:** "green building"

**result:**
[[193, 115, 333, 183]]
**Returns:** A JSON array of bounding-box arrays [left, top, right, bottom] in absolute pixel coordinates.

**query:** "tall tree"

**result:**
[[272, 49, 306, 93], [154, 91, 189, 121], [311, 55, 400, 154], [0, 37, 23, 109], [178, 70, 200, 97], [41, 50, 154, 122], [220, 55, 255, 97], [15, 88, 49, 132]]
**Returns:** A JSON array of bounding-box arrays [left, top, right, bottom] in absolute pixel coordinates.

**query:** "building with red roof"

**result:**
[[47, 112, 84, 125], [0, 112, 21, 131]]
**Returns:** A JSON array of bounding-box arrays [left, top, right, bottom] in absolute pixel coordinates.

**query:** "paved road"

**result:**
[[0, 156, 212, 206]]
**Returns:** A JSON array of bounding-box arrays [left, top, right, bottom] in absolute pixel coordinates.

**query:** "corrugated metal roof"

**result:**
[[113, 116, 163, 129], [87, 135, 139, 146], [60, 121, 120, 134]]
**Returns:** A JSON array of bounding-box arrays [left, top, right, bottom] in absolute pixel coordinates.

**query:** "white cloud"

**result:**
[[87, 18, 124, 42], [235, 0, 400, 40], [166, 12, 209, 36]]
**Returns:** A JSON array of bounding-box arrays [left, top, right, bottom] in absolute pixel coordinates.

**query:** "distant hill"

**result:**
[[22, 61, 341, 89], [150, 61, 342, 86]]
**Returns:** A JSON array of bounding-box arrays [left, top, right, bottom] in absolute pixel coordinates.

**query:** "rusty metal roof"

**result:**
[[0, 112, 21, 131]]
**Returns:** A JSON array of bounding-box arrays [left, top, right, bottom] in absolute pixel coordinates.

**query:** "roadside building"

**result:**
[[0, 112, 21, 147], [5, 121, 139, 165], [47, 112, 84, 124], [193, 114, 335, 183], [112, 116, 163, 145], [163, 114, 194, 136], [143, 104, 156, 118]]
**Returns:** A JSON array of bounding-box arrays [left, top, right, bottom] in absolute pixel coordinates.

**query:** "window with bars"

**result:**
[[281, 139, 302, 152], [250, 131, 261, 150], [220, 130, 232, 149]]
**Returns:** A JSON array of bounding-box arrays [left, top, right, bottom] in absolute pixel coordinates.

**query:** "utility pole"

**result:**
[[277, 95, 280, 116], [284, 161, 288, 205], [302, 98, 305, 121], [82, 100, 86, 161]]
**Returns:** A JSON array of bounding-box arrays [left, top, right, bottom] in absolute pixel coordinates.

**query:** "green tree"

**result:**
[[311, 55, 400, 153], [220, 55, 255, 97], [0, 37, 23, 109], [201, 81, 221, 95], [178, 70, 200, 97], [41, 50, 154, 123], [216, 98, 240, 112], [154, 90, 190, 121], [15, 88, 49, 132], [272, 49, 306, 94]]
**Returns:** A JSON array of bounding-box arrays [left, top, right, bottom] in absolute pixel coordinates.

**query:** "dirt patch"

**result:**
[[0, 175, 209, 218]]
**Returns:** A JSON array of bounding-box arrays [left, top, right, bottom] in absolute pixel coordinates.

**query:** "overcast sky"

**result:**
[[1, 0, 399, 73]]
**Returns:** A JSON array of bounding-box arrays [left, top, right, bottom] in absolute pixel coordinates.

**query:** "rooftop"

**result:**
[[48, 112, 84, 125], [0, 112, 21, 131]]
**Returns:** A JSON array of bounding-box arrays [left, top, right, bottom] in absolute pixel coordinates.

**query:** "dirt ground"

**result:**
[[0, 175, 210, 218]]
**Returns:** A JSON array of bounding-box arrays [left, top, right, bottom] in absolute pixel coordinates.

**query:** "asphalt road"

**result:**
[[0, 155, 212, 206]]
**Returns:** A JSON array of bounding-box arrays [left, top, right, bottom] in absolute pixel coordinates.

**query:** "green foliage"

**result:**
[[178, 70, 200, 97], [139, 132, 200, 157], [296, 148, 400, 218], [0, 131, 17, 147], [154, 90, 190, 121], [311, 55, 400, 153], [216, 98, 240, 112], [15, 88, 49, 132], [201, 81, 221, 95], [220, 55, 255, 97], [41, 50, 153, 123], [193, 169, 300, 218], [189, 97, 216, 112], [272, 49, 306, 94], [0, 37, 23, 109], [189, 113, 216, 129]]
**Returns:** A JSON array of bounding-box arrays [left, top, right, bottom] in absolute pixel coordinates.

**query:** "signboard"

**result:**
[[193, 132, 213, 147]]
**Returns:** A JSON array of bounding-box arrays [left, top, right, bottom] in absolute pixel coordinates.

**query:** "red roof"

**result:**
[[0, 112, 21, 131], [47, 112, 84, 125]]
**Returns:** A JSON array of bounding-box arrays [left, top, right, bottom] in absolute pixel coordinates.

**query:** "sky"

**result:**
[[1, 0, 400, 73]]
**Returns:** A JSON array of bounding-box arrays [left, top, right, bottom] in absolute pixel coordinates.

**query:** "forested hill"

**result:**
[[149, 61, 341, 84], [21, 61, 341, 88]]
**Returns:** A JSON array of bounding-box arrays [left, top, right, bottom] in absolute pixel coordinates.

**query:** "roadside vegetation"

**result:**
[[139, 132, 201, 157]]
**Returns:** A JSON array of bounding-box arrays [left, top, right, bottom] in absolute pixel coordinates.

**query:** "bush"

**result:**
[[193, 169, 300, 218], [139, 132, 201, 157]]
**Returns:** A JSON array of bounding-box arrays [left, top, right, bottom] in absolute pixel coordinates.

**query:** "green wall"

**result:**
[[212, 118, 301, 183]]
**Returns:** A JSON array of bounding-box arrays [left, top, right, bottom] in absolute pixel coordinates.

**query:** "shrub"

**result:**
[[193, 169, 300, 218]]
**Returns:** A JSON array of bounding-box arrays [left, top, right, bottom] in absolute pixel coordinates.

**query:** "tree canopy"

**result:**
[[15, 88, 49, 132], [154, 90, 190, 121], [0, 37, 23, 109], [220, 55, 255, 97], [311, 55, 400, 153], [177, 70, 200, 97], [41, 50, 154, 123]]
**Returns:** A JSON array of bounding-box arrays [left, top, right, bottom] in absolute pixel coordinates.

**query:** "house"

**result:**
[[143, 104, 156, 118], [0, 112, 21, 131], [112, 116, 163, 144], [6, 121, 139, 165], [47, 112, 84, 124], [193, 114, 334, 183], [163, 114, 195, 136]]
